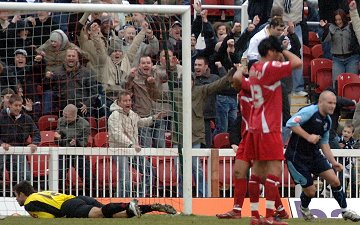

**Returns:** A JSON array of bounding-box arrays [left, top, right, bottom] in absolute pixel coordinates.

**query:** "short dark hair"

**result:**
[[8, 94, 23, 105], [14, 180, 36, 197], [117, 90, 132, 101], [195, 56, 209, 65], [258, 36, 282, 57]]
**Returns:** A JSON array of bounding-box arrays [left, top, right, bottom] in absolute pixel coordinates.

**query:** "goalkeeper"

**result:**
[[14, 180, 176, 219]]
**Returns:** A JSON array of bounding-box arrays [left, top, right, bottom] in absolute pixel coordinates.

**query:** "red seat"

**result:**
[[308, 31, 320, 48], [91, 156, 117, 188], [93, 132, 109, 147], [337, 73, 360, 102], [213, 132, 230, 148], [27, 154, 50, 177], [38, 115, 58, 131], [87, 116, 98, 137], [218, 157, 235, 190], [40, 131, 55, 144], [97, 116, 107, 133], [303, 45, 313, 82], [311, 44, 323, 59], [87, 135, 94, 147], [153, 157, 177, 187], [199, 0, 234, 17], [66, 167, 84, 187], [310, 58, 333, 94]]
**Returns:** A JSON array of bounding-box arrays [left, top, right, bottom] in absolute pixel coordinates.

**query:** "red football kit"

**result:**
[[244, 60, 292, 161]]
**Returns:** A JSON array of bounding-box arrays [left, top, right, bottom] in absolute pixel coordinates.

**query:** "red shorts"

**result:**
[[243, 132, 284, 161]]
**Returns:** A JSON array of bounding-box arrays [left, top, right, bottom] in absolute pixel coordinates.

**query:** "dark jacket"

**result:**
[[56, 116, 90, 147], [229, 114, 242, 146], [194, 70, 219, 119], [0, 108, 40, 146], [47, 64, 98, 111]]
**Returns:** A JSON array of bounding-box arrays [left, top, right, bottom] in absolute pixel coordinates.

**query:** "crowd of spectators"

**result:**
[[0, 0, 360, 197]]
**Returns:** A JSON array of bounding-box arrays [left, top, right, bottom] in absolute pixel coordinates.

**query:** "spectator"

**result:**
[[320, 9, 360, 87], [0, 11, 15, 65], [54, 104, 91, 195], [108, 90, 165, 197], [148, 66, 241, 197], [248, 0, 274, 27], [193, 56, 219, 148], [337, 122, 359, 197], [0, 88, 15, 109], [37, 29, 88, 114], [126, 55, 166, 196], [272, 0, 308, 97], [29, 10, 60, 47], [0, 61, 20, 93], [0, 94, 40, 190], [44, 48, 97, 116], [350, 1, 360, 45], [166, 21, 182, 60], [121, 23, 159, 67], [9, 49, 45, 119], [152, 49, 181, 136], [79, 20, 149, 117]]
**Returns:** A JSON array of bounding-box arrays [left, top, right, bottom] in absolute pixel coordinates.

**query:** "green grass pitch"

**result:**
[[0, 215, 355, 225]]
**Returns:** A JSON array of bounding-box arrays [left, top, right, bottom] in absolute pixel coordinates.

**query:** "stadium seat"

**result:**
[[38, 115, 58, 131], [97, 116, 107, 133], [152, 157, 178, 187], [87, 116, 98, 137], [93, 132, 109, 147], [87, 135, 94, 147], [91, 156, 117, 188], [66, 167, 84, 187], [213, 132, 230, 148], [27, 154, 50, 177], [308, 31, 320, 48], [337, 73, 360, 102], [40, 131, 55, 144], [310, 58, 333, 94], [303, 45, 313, 84], [218, 157, 235, 190], [311, 44, 323, 59]]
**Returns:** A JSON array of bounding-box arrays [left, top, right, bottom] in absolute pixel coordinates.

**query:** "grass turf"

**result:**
[[0, 215, 355, 225]]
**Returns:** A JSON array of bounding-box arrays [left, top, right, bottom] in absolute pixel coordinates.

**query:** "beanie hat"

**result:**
[[108, 39, 122, 55], [50, 31, 63, 43]]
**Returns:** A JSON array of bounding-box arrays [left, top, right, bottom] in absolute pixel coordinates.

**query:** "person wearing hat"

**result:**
[[78, 20, 150, 117], [166, 21, 182, 60], [37, 29, 89, 114], [7, 49, 45, 119]]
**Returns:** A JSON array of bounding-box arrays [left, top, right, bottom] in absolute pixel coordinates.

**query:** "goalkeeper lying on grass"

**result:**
[[14, 180, 176, 218]]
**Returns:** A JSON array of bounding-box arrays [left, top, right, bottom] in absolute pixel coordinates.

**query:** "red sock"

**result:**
[[249, 175, 261, 218], [274, 188, 283, 211], [265, 175, 280, 218], [234, 178, 247, 208]]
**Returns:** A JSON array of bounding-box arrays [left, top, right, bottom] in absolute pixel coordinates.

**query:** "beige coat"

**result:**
[[350, 8, 360, 45], [108, 100, 154, 148], [79, 28, 146, 92]]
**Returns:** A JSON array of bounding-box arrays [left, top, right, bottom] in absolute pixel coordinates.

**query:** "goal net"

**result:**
[[0, 1, 193, 217]]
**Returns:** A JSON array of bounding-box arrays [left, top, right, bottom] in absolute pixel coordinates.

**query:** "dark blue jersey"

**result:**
[[285, 104, 332, 161]]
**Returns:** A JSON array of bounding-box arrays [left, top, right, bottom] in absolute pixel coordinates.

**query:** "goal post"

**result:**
[[0, 2, 193, 215]]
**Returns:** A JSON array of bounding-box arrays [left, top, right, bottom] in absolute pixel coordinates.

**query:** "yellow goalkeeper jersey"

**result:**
[[24, 191, 75, 218]]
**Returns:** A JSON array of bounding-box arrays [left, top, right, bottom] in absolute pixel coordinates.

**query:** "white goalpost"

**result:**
[[0, 2, 193, 215]]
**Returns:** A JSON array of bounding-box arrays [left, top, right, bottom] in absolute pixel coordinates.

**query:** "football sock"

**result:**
[[265, 174, 280, 218], [101, 203, 129, 218], [249, 174, 261, 218], [300, 192, 312, 209], [332, 185, 347, 209], [234, 178, 247, 208]]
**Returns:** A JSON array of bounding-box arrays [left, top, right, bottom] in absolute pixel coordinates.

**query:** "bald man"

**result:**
[[54, 104, 91, 194], [285, 91, 360, 222]]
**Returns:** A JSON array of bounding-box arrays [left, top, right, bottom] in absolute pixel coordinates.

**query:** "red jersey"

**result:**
[[248, 60, 292, 133], [239, 77, 252, 137]]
